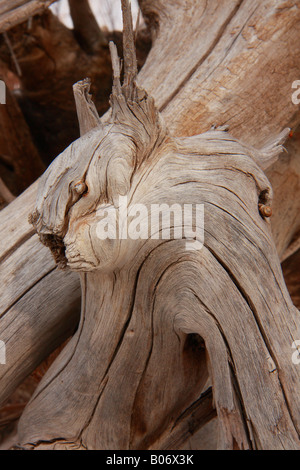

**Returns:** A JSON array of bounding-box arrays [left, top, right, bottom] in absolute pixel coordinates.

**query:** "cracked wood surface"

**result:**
[[139, 0, 300, 147], [0, 0, 300, 450], [18, 116, 300, 449]]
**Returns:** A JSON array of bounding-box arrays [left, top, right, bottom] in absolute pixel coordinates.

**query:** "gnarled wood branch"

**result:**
[[0, 0, 300, 450], [68, 0, 107, 54], [0, 0, 56, 33]]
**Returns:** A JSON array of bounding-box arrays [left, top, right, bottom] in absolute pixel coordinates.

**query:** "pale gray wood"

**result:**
[[0, 0, 299, 450], [0, 177, 15, 204], [15, 2, 300, 448], [139, 0, 300, 147], [0, 0, 56, 33], [0, 269, 80, 406]]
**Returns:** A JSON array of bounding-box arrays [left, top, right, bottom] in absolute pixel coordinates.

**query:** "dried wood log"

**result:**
[[0, 7, 150, 165], [0, 78, 45, 195], [0, 0, 300, 450], [0, 0, 56, 33], [10, 2, 299, 450], [139, 0, 300, 146]]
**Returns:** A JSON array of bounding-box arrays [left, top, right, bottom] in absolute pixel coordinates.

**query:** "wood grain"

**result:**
[[0, 0, 56, 33]]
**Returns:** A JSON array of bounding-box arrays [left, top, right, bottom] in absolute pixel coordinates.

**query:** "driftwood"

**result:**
[[0, 81, 44, 196], [0, 0, 300, 450], [0, 4, 150, 167], [0, 6, 112, 165], [0, 0, 56, 33]]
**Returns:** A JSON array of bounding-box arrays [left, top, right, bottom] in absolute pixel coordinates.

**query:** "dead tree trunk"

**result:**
[[0, 0, 300, 450], [0, 76, 44, 195]]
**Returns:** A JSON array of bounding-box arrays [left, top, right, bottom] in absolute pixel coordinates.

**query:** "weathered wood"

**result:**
[[73, 79, 103, 137], [139, 0, 300, 146], [0, 0, 299, 450], [68, 0, 107, 54], [0, 183, 81, 406], [0, 79, 45, 195], [18, 114, 300, 449]]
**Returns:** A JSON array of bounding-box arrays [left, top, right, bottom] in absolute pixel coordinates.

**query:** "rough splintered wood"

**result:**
[[14, 2, 300, 446], [139, 0, 300, 147], [0, 0, 299, 450], [68, 0, 107, 53], [0, 182, 81, 405], [0, 0, 57, 33], [73, 79, 103, 137], [267, 132, 300, 260]]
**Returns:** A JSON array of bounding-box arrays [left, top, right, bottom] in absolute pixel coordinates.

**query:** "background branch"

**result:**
[[68, 0, 107, 54]]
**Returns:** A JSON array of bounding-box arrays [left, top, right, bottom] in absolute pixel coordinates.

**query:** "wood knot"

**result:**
[[71, 180, 88, 196], [259, 203, 272, 218]]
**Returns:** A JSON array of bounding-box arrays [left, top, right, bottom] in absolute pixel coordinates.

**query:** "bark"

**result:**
[[0, 0, 299, 450]]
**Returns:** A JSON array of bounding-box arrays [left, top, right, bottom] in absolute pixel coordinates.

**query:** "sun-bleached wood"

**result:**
[[0, 182, 81, 405], [19, 93, 300, 449], [267, 135, 300, 261], [0, 0, 56, 33], [12, 1, 300, 450], [0, 0, 300, 449], [0, 177, 15, 203]]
